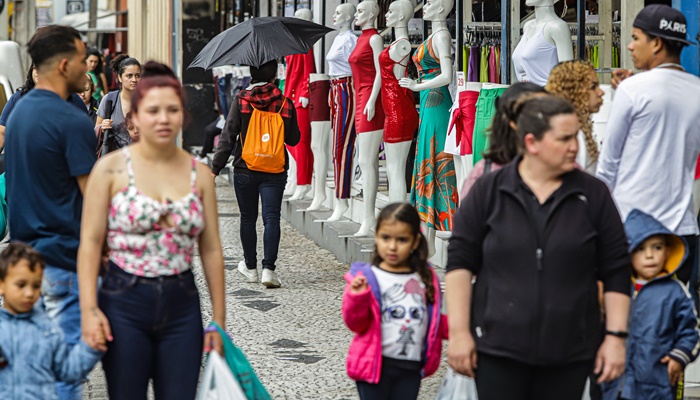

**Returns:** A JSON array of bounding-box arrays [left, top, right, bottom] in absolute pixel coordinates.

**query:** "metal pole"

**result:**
[[321, 0, 326, 73], [501, 0, 511, 84], [88, 0, 98, 46], [294, 0, 298, 11], [577, 0, 585, 59]]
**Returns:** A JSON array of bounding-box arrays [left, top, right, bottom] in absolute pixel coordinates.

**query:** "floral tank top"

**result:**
[[107, 147, 205, 277]]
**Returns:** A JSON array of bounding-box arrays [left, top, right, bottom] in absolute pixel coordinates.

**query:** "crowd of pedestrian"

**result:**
[[0, 3, 700, 400]]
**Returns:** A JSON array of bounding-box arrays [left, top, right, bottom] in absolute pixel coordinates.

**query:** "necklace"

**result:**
[[656, 63, 685, 71]]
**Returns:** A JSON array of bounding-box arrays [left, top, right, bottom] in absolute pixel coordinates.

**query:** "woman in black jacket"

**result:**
[[445, 96, 631, 400]]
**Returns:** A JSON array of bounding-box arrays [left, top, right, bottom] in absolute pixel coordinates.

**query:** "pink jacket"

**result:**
[[341, 262, 448, 384]]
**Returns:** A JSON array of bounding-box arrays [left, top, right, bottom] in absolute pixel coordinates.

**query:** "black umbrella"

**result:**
[[188, 16, 334, 69]]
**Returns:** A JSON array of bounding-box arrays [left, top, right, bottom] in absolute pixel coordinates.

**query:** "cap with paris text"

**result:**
[[633, 4, 697, 46]]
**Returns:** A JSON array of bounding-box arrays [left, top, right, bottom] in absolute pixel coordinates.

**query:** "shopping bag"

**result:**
[[435, 367, 479, 400], [198, 351, 247, 400], [210, 323, 272, 400]]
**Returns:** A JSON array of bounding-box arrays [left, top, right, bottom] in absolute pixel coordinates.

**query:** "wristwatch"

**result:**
[[605, 330, 629, 339]]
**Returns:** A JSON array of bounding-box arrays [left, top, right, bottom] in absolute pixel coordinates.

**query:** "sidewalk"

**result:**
[[82, 176, 446, 399]]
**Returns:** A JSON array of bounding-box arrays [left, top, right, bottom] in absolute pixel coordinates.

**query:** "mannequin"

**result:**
[[399, 0, 458, 256], [326, 3, 358, 222], [511, 0, 573, 86], [306, 72, 332, 211], [349, 0, 384, 237], [285, 8, 316, 201], [380, 0, 419, 203]]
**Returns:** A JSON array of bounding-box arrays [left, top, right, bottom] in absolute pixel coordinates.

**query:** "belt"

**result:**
[[331, 76, 352, 84]]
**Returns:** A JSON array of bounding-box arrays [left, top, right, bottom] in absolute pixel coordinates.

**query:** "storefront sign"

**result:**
[[67, 0, 84, 14]]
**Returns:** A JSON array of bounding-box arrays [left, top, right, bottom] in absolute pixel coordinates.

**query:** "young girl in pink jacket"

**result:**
[[342, 203, 448, 400]]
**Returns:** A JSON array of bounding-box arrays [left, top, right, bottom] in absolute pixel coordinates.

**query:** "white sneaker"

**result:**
[[237, 261, 258, 283], [261, 269, 281, 288]]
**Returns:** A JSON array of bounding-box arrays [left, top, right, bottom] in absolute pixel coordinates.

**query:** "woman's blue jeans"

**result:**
[[98, 263, 203, 400]]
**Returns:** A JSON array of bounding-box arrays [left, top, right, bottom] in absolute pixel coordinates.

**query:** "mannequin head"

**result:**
[[294, 8, 312, 22], [333, 3, 356, 28], [386, 0, 414, 28], [422, 0, 453, 22], [355, 1, 379, 29], [525, 0, 558, 6]]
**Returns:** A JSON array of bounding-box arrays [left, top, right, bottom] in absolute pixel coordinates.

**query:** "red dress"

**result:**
[[379, 41, 418, 143], [284, 50, 316, 185], [348, 29, 385, 133]]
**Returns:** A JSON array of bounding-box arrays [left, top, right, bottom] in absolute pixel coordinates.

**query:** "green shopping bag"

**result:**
[[210, 323, 272, 400], [0, 173, 8, 239]]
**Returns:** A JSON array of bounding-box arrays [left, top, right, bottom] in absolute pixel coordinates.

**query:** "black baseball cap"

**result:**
[[633, 4, 697, 46]]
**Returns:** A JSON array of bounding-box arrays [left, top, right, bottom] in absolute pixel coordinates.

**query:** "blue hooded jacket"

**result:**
[[0, 307, 103, 400], [603, 209, 700, 400]]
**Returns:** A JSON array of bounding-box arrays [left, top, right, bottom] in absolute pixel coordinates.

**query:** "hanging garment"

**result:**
[[463, 46, 470, 77], [468, 46, 480, 82], [285, 50, 316, 186], [309, 79, 331, 122], [348, 29, 385, 133], [410, 33, 458, 231], [472, 87, 507, 164], [488, 46, 499, 84], [330, 77, 356, 199], [379, 41, 419, 143], [511, 22, 560, 86], [479, 46, 489, 82]]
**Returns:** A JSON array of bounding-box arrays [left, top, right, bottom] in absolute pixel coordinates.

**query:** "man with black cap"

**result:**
[[597, 4, 700, 306]]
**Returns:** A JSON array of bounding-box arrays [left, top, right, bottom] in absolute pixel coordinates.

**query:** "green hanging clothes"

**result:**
[[464, 45, 470, 77], [472, 87, 507, 165], [479, 46, 489, 82], [591, 44, 599, 69]]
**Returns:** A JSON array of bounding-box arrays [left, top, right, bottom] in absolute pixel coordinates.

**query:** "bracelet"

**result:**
[[204, 325, 218, 334], [605, 330, 629, 339]]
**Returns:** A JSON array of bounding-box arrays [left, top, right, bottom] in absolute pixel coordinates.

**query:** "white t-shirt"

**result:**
[[371, 266, 429, 362], [327, 30, 357, 78], [596, 68, 700, 235]]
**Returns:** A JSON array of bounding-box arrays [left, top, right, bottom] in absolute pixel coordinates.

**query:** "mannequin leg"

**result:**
[[307, 121, 331, 211], [453, 155, 465, 200], [284, 147, 297, 197], [422, 223, 437, 259], [384, 141, 412, 203], [290, 105, 313, 200], [327, 198, 349, 221], [355, 130, 383, 237]]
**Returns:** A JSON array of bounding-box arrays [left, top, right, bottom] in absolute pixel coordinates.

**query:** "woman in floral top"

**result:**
[[77, 62, 226, 400]]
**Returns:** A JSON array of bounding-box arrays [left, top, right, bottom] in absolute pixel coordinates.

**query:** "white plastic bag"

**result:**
[[435, 367, 479, 400], [198, 351, 248, 400]]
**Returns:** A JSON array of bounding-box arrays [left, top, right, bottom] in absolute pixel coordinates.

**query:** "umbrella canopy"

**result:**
[[188, 16, 334, 69]]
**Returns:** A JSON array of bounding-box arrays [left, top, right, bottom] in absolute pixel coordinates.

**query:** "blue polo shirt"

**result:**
[[5, 89, 97, 271]]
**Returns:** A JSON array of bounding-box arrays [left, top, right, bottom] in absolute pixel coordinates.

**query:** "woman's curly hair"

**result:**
[[545, 60, 599, 167]]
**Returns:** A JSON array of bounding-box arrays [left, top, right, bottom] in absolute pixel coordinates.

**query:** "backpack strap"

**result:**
[[276, 98, 287, 114], [484, 159, 492, 174]]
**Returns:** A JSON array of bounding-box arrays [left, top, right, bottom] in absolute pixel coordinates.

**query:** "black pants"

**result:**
[[201, 119, 222, 156], [474, 353, 591, 400], [356, 362, 421, 400], [233, 170, 287, 270]]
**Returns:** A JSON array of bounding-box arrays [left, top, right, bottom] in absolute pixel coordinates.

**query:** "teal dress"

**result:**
[[409, 34, 458, 231]]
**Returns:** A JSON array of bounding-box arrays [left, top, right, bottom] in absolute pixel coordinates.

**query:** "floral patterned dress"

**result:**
[[107, 147, 205, 277], [410, 32, 458, 231]]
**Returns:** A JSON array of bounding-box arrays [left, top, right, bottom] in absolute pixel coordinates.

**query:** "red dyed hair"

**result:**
[[130, 61, 190, 128]]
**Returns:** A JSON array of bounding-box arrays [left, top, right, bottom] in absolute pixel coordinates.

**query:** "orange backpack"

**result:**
[[240, 99, 287, 174]]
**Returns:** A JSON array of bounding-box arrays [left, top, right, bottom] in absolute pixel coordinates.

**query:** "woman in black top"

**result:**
[[445, 96, 630, 400]]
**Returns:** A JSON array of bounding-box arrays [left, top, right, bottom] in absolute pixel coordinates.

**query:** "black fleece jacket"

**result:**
[[447, 157, 631, 365], [211, 82, 300, 175]]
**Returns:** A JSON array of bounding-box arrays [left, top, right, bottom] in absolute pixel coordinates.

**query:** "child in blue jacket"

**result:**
[[0, 243, 103, 400], [603, 209, 700, 400]]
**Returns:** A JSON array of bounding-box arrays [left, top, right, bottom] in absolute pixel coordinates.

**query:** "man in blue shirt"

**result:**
[[4, 25, 96, 400]]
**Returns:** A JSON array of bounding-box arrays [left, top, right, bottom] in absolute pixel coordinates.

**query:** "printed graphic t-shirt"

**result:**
[[371, 266, 429, 362]]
